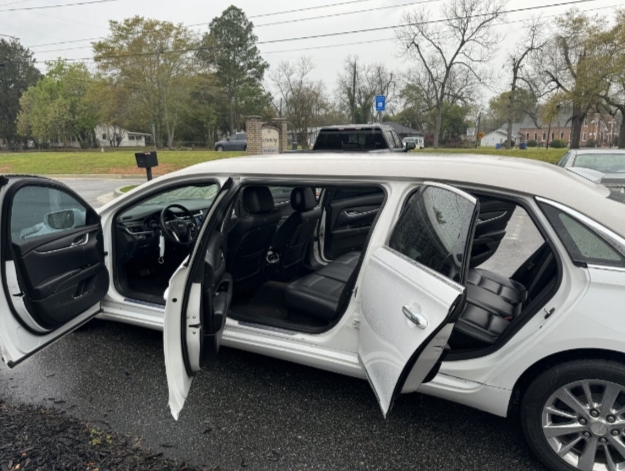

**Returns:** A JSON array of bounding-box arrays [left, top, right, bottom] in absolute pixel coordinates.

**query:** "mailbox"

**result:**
[[135, 151, 158, 180], [135, 151, 158, 168]]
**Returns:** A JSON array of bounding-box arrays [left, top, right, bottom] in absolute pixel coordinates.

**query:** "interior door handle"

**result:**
[[71, 233, 89, 247], [403, 305, 428, 329]]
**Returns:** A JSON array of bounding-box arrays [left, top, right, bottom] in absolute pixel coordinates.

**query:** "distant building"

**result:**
[[96, 124, 151, 148], [518, 112, 619, 147], [480, 123, 522, 147]]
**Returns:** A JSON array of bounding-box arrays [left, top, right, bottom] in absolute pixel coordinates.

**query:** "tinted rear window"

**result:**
[[313, 129, 388, 151]]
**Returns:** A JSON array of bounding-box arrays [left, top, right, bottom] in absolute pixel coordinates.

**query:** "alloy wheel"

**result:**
[[542, 379, 625, 471]]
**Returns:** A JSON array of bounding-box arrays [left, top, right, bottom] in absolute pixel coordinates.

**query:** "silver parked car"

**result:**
[[214, 132, 247, 151], [558, 148, 625, 192]]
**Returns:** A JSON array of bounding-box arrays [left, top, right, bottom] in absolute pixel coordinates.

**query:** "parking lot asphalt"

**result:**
[[55, 177, 146, 207], [0, 182, 548, 470]]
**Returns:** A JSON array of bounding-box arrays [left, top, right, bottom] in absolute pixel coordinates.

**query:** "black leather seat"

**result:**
[[227, 186, 281, 291], [271, 187, 322, 272], [284, 252, 360, 321], [451, 247, 556, 348], [450, 268, 526, 348]]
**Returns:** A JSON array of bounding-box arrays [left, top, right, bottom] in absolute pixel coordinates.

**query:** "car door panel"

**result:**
[[0, 177, 108, 367], [358, 183, 478, 417], [164, 178, 237, 419], [324, 191, 384, 259]]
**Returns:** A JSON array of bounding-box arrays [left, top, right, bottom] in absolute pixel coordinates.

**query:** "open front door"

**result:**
[[358, 182, 479, 417], [0, 176, 109, 367], [164, 179, 237, 420]]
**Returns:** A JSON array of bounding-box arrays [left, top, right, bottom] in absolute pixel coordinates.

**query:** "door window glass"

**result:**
[[540, 203, 624, 267], [389, 186, 476, 280], [10, 185, 88, 242]]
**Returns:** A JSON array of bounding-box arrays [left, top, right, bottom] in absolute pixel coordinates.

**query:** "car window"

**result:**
[[270, 187, 292, 198], [573, 153, 625, 173], [390, 130, 403, 149], [557, 152, 571, 168], [10, 185, 88, 242], [312, 129, 388, 150], [388, 186, 476, 280], [540, 203, 624, 267], [230, 134, 239, 141], [136, 185, 218, 207]]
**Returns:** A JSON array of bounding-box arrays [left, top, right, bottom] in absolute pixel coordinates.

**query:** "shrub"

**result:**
[[527, 139, 538, 147], [585, 139, 597, 148], [549, 139, 566, 148]]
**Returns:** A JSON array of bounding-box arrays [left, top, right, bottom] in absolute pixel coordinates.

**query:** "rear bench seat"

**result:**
[[284, 252, 360, 321], [450, 269, 527, 347], [285, 252, 530, 344]]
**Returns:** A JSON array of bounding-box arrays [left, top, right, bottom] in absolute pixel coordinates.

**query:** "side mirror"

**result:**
[[226, 137, 231, 141], [405, 141, 417, 151], [44, 209, 76, 230]]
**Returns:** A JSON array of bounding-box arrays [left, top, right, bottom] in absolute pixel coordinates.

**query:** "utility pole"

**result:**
[[475, 113, 481, 148], [351, 60, 357, 124]]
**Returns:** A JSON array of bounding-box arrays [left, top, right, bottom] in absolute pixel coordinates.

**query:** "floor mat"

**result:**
[[230, 281, 290, 320]]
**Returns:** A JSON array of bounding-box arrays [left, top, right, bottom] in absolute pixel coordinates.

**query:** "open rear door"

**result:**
[[0, 176, 109, 367], [358, 182, 479, 417], [164, 179, 238, 419]]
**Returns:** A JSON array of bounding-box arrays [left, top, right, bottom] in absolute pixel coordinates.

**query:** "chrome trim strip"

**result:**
[[345, 208, 379, 218], [35, 232, 90, 254], [477, 211, 509, 225], [587, 264, 625, 273]]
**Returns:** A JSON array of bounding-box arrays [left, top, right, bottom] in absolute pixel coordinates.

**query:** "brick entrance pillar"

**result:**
[[246, 115, 262, 155], [274, 118, 288, 153]]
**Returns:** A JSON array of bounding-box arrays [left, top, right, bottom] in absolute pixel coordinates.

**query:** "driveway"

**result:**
[[0, 182, 546, 470], [55, 177, 146, 207]]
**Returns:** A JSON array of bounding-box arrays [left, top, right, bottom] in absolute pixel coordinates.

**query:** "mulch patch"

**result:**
[[0, 398, 204, 470]]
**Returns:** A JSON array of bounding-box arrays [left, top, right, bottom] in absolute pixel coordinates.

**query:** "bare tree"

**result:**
[[271, 57, 329, 149], [504, 19, 546, 148], [336, 57, 397, 124], [395, 0, 505, 148]]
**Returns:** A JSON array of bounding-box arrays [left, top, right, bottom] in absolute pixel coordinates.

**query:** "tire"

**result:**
[[216, 145, 224, 152], [521, 359, 625, 471]]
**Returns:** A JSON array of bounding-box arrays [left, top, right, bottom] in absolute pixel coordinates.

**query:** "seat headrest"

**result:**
[[291, 187, 316, 211], [242, 186, 275, 214]]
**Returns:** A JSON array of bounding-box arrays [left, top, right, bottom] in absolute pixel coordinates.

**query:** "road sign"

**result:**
[[375, 95, 386, 112]]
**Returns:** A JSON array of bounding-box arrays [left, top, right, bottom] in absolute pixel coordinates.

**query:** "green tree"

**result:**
[[17, 60, 99, 148], [542, 10, 613, 148], [488, 89, 538, 127], [600, 9, 625, 148], [0, 38, 41, 149], [93, 16, 199, 148], [197, 6, 269, 133]]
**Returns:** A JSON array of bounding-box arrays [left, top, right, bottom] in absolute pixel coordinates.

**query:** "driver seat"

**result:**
[[227, 186, 281, 292]]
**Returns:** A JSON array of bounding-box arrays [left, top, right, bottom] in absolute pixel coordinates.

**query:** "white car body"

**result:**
[[1, 154, 625, 470]]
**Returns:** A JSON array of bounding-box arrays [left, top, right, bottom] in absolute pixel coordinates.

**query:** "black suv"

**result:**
[[311, 124, 414, 152]]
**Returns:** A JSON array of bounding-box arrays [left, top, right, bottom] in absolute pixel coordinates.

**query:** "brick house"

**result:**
[[517, 112, 619, 147]]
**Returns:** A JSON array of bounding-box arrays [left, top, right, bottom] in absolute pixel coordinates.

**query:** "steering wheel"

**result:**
[[160, 204, 198, 246]]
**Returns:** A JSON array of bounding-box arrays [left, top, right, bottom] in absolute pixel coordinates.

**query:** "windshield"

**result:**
[[574, 153, 625, 174]]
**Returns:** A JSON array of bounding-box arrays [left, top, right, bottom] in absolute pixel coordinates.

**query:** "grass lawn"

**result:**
[[415, 147, 568, 164], [119, 185, 137, 193], [0, 147, 568, 176], [0, 150, 245, 175]]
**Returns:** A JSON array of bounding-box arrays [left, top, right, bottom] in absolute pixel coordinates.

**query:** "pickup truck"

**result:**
[[310, 124, 415, 152]]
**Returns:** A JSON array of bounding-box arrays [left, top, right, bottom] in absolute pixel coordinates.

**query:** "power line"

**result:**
[[254, 0, 441, 29], [249, 0, 377, 19], [27, 0, 607, 61], [0, 0, 118, 12], [29, 36, 104, 48]]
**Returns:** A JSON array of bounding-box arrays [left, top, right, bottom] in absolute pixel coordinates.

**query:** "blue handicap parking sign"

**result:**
[[375, 95, 386, 112]]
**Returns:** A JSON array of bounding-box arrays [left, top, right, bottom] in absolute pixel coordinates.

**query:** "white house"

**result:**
[[95, 124, 151, 148], [480, 123, 523, 147]]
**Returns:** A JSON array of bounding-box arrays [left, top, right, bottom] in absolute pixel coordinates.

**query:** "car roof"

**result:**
[[572, 149, 625, 154], [318, 124, 391, 130], [172, 153, 624, 236]]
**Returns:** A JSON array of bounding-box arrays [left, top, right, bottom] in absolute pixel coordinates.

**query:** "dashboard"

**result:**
[[117, 200, 210, 237]]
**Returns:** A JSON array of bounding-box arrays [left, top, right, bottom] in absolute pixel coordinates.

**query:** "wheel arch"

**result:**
[[508, 348, 625, 417]]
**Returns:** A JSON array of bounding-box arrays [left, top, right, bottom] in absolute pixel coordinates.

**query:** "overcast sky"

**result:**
[[1, 0, 622, 107]]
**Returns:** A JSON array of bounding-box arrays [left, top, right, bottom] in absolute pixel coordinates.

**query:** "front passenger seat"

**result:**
[[227, 186, 281, 291], [271, 187, 322, 273]]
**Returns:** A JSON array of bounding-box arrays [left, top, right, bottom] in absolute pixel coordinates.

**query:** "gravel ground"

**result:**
[[0, 398, 202, 471]]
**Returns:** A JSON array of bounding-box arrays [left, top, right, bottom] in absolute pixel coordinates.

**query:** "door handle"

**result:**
[[403, 305, 428, 329], [71, 233, 89, 247]]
